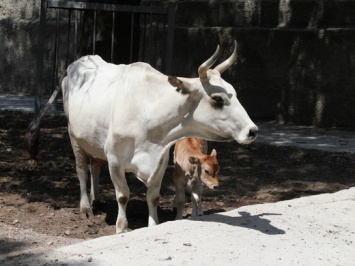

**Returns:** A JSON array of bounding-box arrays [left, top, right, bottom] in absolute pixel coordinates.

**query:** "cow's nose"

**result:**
[[212, 184, 219, 189], [248, 126, 259, 140]]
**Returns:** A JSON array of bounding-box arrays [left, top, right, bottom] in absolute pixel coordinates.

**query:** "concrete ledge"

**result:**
[[8, 187, 355, 265]]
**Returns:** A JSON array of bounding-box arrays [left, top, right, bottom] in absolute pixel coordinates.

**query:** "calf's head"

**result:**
[[169, 40, 258, 144], [188, 149, 219, 189]]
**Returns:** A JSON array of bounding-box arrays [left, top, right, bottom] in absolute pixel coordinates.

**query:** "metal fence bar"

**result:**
[[141, 14, 147, 62], [111, 11, 116, 63], [147, 13, 153, 64], [129, 13, 134, 63], [35, 0, 48, 115], [35, 0, 175, 114], [47, 0, 168, 14], [74, 9, 78, 60], [93, 10, 96, 54], [65, 9, 72, 67], [165, 5, 175, 75], [51, 8, 60, 102]]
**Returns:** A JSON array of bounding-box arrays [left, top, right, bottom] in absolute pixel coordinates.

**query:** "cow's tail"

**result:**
[[25, 72, 66, 160]]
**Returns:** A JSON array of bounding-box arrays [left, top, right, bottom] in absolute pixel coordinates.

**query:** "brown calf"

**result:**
[[173, 138, 220, 220]]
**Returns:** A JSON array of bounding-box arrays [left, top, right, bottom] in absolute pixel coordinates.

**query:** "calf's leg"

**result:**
[[191, 182, 203, 217]]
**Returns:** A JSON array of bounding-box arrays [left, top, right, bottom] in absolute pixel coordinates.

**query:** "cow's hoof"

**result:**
[[116, 228, 131, 234], [80, 207, 94, 219]]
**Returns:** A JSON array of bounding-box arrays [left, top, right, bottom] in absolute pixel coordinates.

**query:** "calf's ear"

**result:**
[[168, 76, 190, 94], [188, 156, 200, 165], [210, 149, 217, 157]]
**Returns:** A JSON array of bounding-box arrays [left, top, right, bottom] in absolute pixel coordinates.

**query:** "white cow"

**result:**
[[26, 40, 258, 233]]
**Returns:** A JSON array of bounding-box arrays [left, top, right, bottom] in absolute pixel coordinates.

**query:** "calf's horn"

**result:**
[[198, 45, 220, 79], [214, 40, 238, 74]]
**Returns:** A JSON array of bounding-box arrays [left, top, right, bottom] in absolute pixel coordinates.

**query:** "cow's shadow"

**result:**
[[94, 198, 285, 235], [189, 211, 286, 235], [93, 199, 176, 230]]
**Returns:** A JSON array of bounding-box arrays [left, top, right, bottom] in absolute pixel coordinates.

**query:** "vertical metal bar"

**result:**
[[111, 12, 116, 63], [154, 15, 159, 69], [74, 9, 78, 60], [35, 0, 48, 115], [79, 10, 83, 41], [163, 15, 167, 32], [141, 14, 147, 62], [51, 8, 59, 95], [148, 12, 153, 64], [161, 15, 167, 71], [66, 9, 72, 67], [165, 5, 175, 75], [93, 10, 96, 54], [129, 13, 134, 63]]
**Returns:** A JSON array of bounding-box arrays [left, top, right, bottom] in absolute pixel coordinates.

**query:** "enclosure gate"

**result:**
[[35, 0, 175, 115]]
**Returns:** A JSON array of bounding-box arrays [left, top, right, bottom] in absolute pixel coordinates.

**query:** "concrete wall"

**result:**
[[1, 0, 355, 129], [0, 0, 40, 95]]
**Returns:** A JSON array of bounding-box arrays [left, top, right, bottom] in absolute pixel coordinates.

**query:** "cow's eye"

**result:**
[[204, 169, 210, 174], [212, 95, 223, 103], [211, 95, 224, 108]]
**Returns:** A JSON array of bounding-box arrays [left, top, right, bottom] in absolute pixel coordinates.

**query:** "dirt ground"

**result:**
[[1, 110, 355, 261]]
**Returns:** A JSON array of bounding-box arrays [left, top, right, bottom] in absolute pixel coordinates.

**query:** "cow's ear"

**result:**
[[168, 76, 182, 87], [168, 76, 190, 94], [188, 156, 200, 165]]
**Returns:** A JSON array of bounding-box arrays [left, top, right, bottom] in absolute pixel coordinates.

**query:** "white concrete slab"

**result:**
[[11, 187, 355, 266]]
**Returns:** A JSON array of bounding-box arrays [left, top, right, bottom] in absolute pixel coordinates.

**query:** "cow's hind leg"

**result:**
[[89, 161, 101, 206], [68, 131, 93, 219], [108, 162, 130, 234], [89, 158, 107, 207]]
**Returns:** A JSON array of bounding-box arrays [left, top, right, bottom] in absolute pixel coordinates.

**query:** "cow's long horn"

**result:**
[[198, 45, 220, 79], [214, 40, 238, 74]]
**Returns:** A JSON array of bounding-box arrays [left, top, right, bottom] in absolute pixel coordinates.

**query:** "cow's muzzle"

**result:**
[[248, 126, 259, 141], [206, 184, 219, 190]]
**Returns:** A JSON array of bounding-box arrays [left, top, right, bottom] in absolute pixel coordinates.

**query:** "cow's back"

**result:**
[[61, 56, 167, 159]]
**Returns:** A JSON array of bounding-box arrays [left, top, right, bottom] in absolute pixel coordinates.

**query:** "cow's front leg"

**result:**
[[108, 163, 130, 234], [146, 152, 169, 226], [147, 178, 163, 226]]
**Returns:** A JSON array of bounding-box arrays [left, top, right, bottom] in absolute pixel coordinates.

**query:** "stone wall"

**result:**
[[1, 0, 40, 95], [0, 0, 60, 95], [143, 0, 355, 129], [1, 0, 355, 129]]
